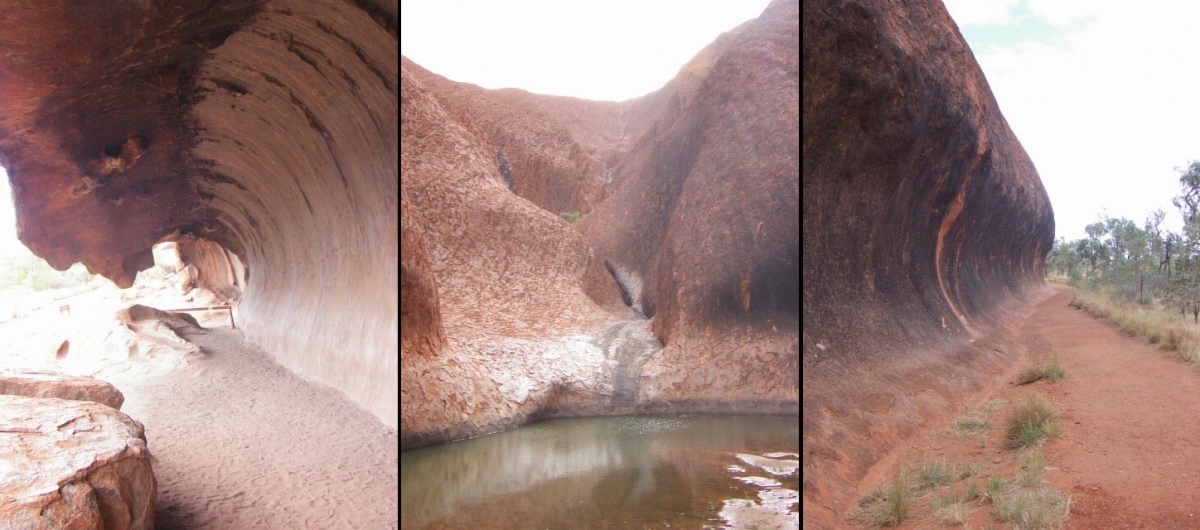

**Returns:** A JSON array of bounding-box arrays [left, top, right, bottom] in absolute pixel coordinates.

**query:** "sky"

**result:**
[[0, 168, 22, 257], [399, 0, 772, 102], [942, 0, 1200, 241]]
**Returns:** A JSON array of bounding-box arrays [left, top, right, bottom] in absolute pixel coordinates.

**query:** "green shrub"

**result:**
[[558, 211, 581, 223], [1005, 396, 1061, 449]]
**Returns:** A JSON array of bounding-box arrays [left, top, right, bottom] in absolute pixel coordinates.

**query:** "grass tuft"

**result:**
[[1004, 396, 1061, 450], [1017, 354, 1067, 385], [992, 487, 1071, 529], [856, 466, 914, 527], [1018, 449, 1047, 488], [855, 460, 981, 527]]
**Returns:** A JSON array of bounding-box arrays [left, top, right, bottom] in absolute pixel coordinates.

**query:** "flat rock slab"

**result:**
[[0, 395, 156, 529], [0, 370, 125, 410]]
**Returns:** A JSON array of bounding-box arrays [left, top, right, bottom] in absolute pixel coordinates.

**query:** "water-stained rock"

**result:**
[[802, 0, 1055, 526], [579, 0, 800, 411]]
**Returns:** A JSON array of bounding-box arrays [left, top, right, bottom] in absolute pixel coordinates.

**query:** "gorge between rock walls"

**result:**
[[401, 0, 799, 451]]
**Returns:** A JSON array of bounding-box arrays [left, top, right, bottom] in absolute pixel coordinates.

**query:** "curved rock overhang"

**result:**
[[802, 0, 1054, 526], [0, 0, 398, 427]]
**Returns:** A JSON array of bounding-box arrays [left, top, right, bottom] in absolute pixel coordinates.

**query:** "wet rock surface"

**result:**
[[802, 0, 1055, 526], [0, 394, 156, 530], [0, 370, 125, 410], [578, 0, 799, 412], [401, 0, 799, 450], [590, 319, 663, 406]]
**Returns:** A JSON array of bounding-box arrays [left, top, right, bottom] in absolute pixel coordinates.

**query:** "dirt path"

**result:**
[[1031, 284, 1200, 528], [873, 284, 1200, 529], [107, 327, 399, 529]]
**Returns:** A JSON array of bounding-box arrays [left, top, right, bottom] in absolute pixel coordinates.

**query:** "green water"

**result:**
[[400, 414, 799, 529]]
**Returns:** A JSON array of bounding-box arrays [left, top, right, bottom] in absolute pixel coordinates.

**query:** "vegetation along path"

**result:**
[[866, 283, 1200, 528], [1028, 283, 1200, 528]]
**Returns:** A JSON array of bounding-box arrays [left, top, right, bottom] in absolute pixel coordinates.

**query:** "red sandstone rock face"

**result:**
[[174, 235, 244, 302], [402, 58, 627, 215], [0, 395, 156, 530], [401, 63, 636, 449], [579, 0, 800, 408], [802, 0, 1055, 526], [0, 0, 399, 428], [400, 190, 443, 361], [0, 371, 125, 410], [400, 0, 799, 450]]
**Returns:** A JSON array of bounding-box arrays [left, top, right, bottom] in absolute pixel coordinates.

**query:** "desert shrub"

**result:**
[[1004, 396, 1061, 449], [0, 250, 95, 293], [558, 211, 581, 223]]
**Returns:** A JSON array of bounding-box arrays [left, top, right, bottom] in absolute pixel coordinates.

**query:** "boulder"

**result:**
[[0, 370, 125, 410], [0, 395, 156, 529]]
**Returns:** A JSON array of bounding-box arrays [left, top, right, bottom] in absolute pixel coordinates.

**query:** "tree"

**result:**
[[1170, 162, 1200, 321]]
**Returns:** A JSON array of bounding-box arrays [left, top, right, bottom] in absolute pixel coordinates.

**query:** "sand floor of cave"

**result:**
[[0, 275, 398, 529], [856, 283, 1200, 528]]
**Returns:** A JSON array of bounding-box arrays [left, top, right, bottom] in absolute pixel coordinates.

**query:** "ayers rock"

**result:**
[[803, 0, 1055, 526], [401, 0, 799, 449], [0, 0, 397, 427]]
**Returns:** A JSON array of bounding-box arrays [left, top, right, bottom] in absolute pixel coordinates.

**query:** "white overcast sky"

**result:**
[[399, 0, 771, 102], [942, 0, 1200, 241], [0, 168, 21, 257]]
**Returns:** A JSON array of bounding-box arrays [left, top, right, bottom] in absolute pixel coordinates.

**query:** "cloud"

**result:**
[[941, 0, 1022, 27], [944, 1, 1200, 240]]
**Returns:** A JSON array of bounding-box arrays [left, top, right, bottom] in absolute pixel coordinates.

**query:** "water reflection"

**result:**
[[400, 414, 799, 529]]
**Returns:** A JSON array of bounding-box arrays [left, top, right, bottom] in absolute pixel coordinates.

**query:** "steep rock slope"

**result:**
[[0, 0, 399, 427], [802, 0, 1055, 526], [400, 64, 634, 449], [402, 58, 627, 215], [578, 0, 800, 410], [399, 0, 799, 448]]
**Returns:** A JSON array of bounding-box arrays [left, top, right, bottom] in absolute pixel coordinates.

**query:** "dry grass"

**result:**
[[1019, 353, 1066, 384], [955, 416, 991, 434], [1004, 396, 1061, 450], [1070, 288, 1200, 366], [854, 461, 980, 527], [992, 485, 1071, 530]]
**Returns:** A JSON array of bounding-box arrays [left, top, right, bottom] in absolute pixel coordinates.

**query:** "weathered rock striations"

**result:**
[[400, 0, 799, 449], [578, 0, 800, 412], [0, 395, 156, 529], [0, 0, 398, 427], [802, 0, 1055, 526], [400, 61, 640, 449], [402, 58, 628, 215], [174, 235, 244, 302]]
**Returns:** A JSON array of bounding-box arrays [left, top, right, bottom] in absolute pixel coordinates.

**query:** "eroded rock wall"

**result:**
[[400, 61, 635, 449], [399, 0, 799, 449], [802, 0, 1055, 526], [578, 0, 800, 410], [188, 0, 398, 428], [402, 58, 628, 215], [0, 0, 399, 428]]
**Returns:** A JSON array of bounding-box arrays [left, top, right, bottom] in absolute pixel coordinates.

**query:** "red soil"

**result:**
[[853, 283, 1200, 528]]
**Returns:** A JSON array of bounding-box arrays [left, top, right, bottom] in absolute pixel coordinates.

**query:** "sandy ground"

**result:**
[[855, 283, 1200, 529], [0, 271, 398, 529]]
